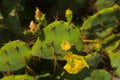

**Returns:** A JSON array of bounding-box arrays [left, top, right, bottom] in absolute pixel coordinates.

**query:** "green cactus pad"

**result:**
[[0, 74, 34, 80], [32, 21, 83, 60], [95, 0, 115, 11], [81, 5, 120, 38], [85, 52, 102, 67], [101, 33, 120, 50], [0, 40, 31, 72], [109, 51, 120, 77], [84, 69, 112, 80]]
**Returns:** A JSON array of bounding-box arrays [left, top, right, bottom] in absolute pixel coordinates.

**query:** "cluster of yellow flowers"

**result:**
[[63, 52, 89, 74]]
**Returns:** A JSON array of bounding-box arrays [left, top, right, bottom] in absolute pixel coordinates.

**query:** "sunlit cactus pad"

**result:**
[[0, 74, 34, 80], [32, 21, 83, 60], [0, 40, 31, 71]]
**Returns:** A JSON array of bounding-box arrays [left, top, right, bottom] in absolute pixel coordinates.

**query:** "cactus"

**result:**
[[32, 20, 83, 60], [109, 51, 120, 77], [101, 33, 120, 50], [0, 40, 31, 72], [81, 4, 120, 39], [85, 52, 102, 67], [106, 39, 120, 78], [84, 69, 112, 80], [0, 74, 34, 80], [95, 0, 115, 11]]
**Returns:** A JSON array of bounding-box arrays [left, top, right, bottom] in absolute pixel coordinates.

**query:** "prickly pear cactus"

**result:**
[[81, 4, 120, 39], [84, 69, 112, 80], [108, 50, 120, 77], [95, 0, 115, 11], [0, 74, 34, 80], [85, 52, 102, 67], [101, 33, 120, 50], [32, 21, 83, 60], [0, 40, 31, 71]]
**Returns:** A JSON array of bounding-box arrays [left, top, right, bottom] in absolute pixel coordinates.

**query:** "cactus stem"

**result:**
[[82, 39, 96, 43], [97, 13, 101, 17]]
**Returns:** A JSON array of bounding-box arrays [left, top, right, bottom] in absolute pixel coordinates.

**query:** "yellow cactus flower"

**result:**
[[63, 52, 89, 74], [94, 43, 102, 51], [61, 41, 71, 51], [65, 9, 73, 22], [65, 9, 73, 16]]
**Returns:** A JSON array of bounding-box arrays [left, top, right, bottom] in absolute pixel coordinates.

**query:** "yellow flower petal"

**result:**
[[63, 52, 89, 74], [61, 41, 71, 51]]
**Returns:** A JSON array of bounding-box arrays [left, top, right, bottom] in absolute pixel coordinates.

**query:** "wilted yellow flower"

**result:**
[[64, 52, 89, 74], [29, 21, 39, 33], [61, 41, 71, 51], [35, 7, 42, 20]]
